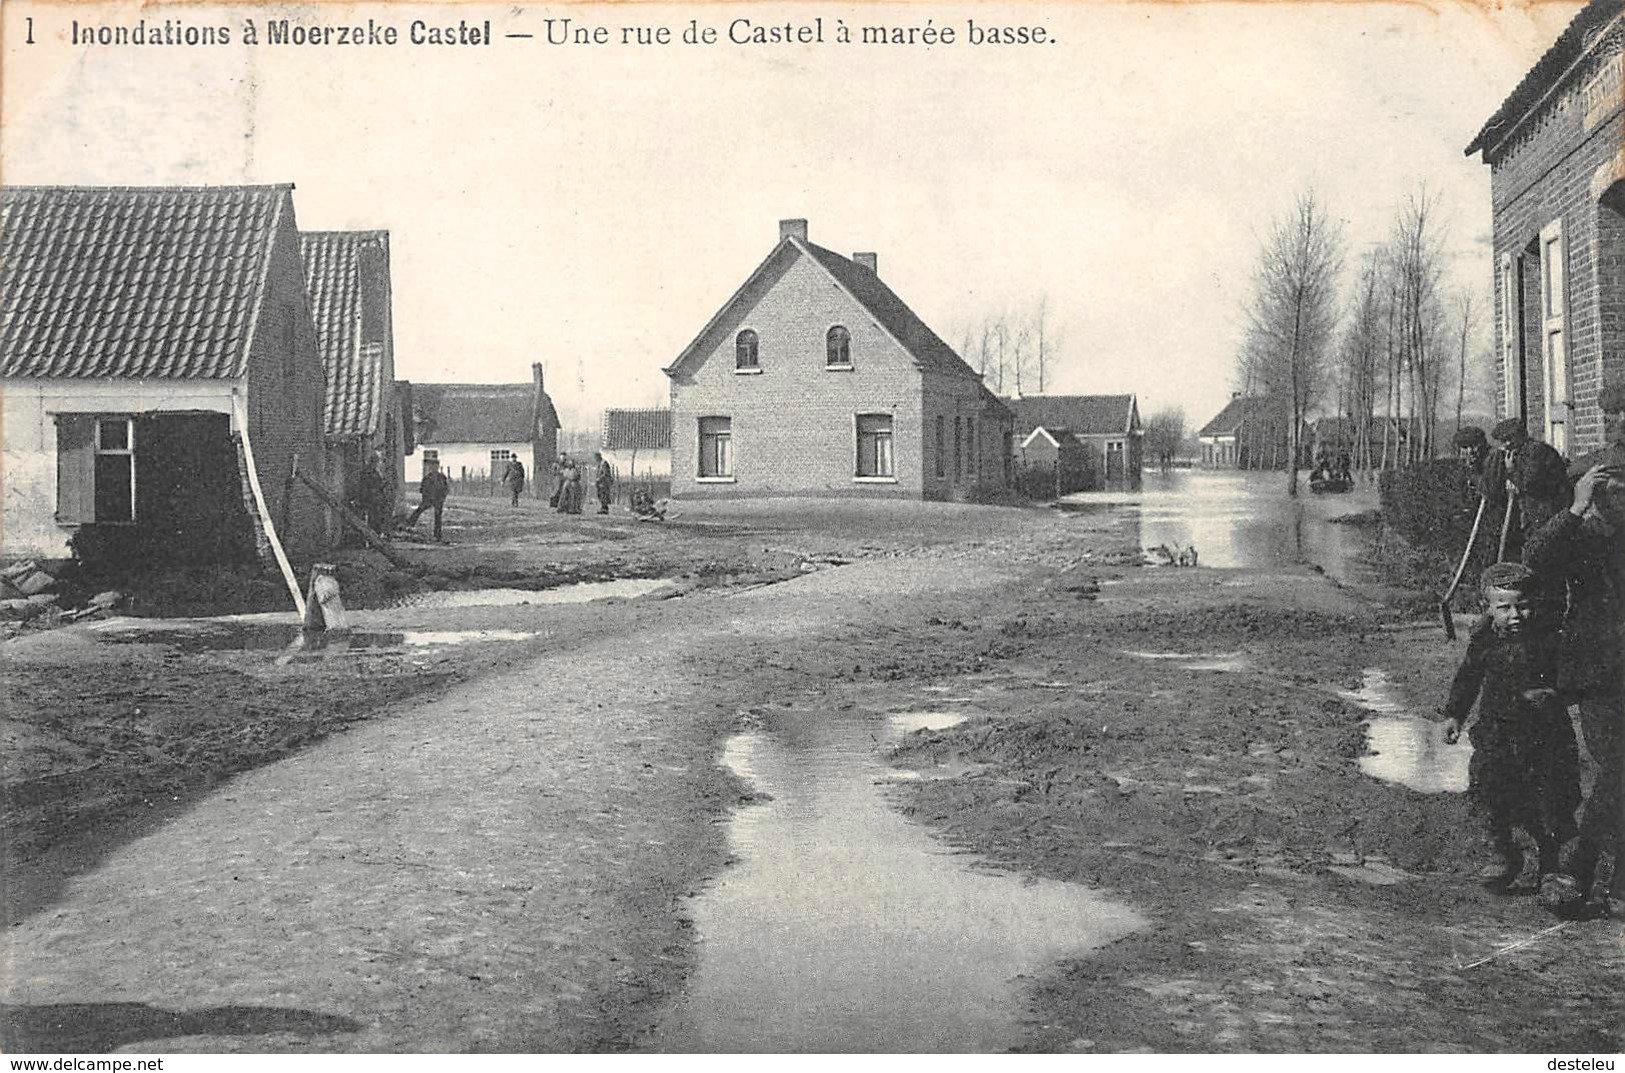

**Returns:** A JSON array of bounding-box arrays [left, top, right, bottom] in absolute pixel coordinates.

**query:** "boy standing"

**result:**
[[1442, 562, 1579, 892]]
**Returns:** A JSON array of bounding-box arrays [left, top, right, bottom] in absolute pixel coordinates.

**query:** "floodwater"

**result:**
[[1122, 650, 1251, 673], [652, 707, 1144, 1053], [89, 621, 536, 654], [1340, 668, 1470, 794], [388, 577, 672, 609], [1059, 469, 1381, 582]]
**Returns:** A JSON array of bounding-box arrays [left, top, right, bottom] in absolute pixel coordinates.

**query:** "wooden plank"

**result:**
[[294, 470, 411, 569]]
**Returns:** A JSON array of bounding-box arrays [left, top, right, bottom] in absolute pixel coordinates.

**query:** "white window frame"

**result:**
[[1499, 252, 1522, 421], [94, 415, 137, 524], [854, 413, 896, 482], [698, 416, 734, 481], [1538, 219, 1570, 453]]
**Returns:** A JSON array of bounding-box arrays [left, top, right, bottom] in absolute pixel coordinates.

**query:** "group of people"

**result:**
[[400, 450, 619, 542], [1309, 451, 1353, 486], [546, 453, 614, 516], [1443, 384, 1625, 919]]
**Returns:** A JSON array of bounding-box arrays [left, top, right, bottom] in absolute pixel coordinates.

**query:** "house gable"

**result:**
[[299, 230, 395, 441]]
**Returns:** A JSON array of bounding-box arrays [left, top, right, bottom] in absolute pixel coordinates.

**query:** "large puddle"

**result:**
[[1058, 469, 1380, 582], [1341, 668, 1469, 794], [89, 621, 537, 654], [652, 708, 1144, 1053], [387, 577, 673, 609]]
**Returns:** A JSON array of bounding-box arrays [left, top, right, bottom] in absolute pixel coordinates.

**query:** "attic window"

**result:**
[[826, 325, 852, 368], [736, 330, 760, 371]]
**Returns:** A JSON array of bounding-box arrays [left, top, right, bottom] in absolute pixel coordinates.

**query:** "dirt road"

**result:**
[[4, 497, 1620, 1052]]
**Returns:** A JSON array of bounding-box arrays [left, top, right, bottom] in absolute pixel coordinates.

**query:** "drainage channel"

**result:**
[[651, 706, 1144, 1053]]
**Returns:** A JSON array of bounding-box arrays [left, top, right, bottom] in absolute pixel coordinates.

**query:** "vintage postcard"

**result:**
[[2, 0, 1622, 1058]]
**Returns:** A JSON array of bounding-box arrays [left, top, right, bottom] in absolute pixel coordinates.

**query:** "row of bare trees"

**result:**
[[955, 295, 1061, 396], [1240, 186, 1492, 495]]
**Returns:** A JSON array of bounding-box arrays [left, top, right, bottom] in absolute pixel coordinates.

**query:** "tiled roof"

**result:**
[[413, 383, 538, 444], [798, 242, 982, 380], [299, 230, 391, 439], [1198, 396, 1267, 438], [1008, 394, 1136, 437], [1, 185, 290, 379], [1466, 0, 1622, 159], [602, 407, 671, 450]]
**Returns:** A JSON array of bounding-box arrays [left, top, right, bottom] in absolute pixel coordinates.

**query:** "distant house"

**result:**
[[0, 184, 330, 564], [664, 219, 1014, 500], [1016, 427, 1091, 497], [1006, 394, 1143, 490], [1466, 0, 1623, 455], [1197, 394, 1307, 470], [411, 364, 559, 491], [299, 230, 411, 535], [601, 407, 671, 480]]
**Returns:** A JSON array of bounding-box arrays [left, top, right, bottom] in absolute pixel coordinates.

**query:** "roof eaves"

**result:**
[[798, 238, 982, 382], [1466, 3, 1622, 159], [665, 238, 797, 377]]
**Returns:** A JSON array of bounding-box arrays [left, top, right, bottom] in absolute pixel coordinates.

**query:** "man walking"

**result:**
[[408, 466, 452, 541], [501, 456, 527, 508]]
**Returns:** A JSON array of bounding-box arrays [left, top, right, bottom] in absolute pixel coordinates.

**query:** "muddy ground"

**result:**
[[3, 492, 1621, 1053]]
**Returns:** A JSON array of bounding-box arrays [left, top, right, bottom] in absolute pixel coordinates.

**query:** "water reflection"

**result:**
[[1340, 668, 1470, 794], [1059, 469, 1379, 581], [654, 709, 1143, 1053]]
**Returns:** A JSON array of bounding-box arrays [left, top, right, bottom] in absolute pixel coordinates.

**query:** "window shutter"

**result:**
[[55, 414, 95, 524]]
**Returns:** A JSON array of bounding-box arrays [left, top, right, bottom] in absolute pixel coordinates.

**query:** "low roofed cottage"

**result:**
[[664, 218, 1013, 500], [299, 230, 411, 535], [411, 364, 559, 492], [0, 184, 330, 564], [601, 408, 672, 479], [1007, 394, 1142, 491], [1196, 393, 1309, 470], [1466, 0, 1624, 455]]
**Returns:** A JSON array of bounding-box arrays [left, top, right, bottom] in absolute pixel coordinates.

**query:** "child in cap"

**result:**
[[1442, 561, 1579, 893]]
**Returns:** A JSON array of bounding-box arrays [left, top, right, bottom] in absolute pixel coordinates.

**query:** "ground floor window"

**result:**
[[856, 414, 894, 478], [490, 448, 515, 472], [95, 417, 136, 522], [56, 414, 138, 524], [699, 416, 733, 478]]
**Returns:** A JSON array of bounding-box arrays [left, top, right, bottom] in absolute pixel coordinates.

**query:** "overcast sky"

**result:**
[[3, 0, 1585, 431]]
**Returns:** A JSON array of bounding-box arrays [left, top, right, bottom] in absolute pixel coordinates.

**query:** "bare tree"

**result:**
[[1335, 251, 1385, 476], [1143, 407, 1187, 470], [1387, 187, 1450, 461], [1454, 290, 1475, 432], [1240, 192, 1345, 496], [954, 298, 1064, 396]]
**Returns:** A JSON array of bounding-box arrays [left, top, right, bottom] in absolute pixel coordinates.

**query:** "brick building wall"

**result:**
[[922, 376, 1009, 501], [670, 253, 927, 498], [244, 212, 330, 561], [1486, 23, 1623, 455]]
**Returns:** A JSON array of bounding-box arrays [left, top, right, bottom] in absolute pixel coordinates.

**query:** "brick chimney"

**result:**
[[779, 218, 808, 242], [852, 252, 878, 274], [533, 363, 547, 423]]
